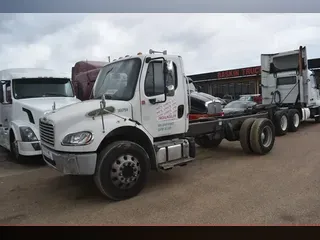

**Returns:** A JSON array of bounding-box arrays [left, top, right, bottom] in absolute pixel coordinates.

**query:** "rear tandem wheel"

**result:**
[[239, 118, 275, 155], [249, 118, 275, 155]]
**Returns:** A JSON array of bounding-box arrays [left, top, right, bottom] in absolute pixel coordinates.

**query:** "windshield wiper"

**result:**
[[102, 94, 113, 99], [94, 67, 115, 100], [42, 93, 68, 97]]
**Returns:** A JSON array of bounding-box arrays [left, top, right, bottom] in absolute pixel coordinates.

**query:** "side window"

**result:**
[[277, 76, 296, 86], [144, 61, 178, 97], [6, 82, 12, 103], [0, 83, 4, 103]]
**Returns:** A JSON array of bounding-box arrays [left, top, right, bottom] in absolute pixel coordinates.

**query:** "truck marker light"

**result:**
[[141, 100, 145, 105]]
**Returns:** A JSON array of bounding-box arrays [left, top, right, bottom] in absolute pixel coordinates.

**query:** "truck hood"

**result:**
[[44, 99, 133, 124], [16, 97, 81, 127], [19, 97, 81, 113]]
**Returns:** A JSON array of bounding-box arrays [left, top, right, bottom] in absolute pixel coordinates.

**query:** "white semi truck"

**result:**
[[0, 68, 81, 163], [39, 50, 276, 201], [259, 46, 320, 136]]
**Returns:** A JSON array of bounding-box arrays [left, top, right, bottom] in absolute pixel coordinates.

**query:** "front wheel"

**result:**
[[94, 141, 150, 201], [10, 135, 27, 164]]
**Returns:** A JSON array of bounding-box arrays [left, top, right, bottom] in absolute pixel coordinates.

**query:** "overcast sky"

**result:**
[[1, 13, 320, 76]]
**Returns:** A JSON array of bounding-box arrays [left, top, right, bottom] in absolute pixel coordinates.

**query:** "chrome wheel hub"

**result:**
[[261, 126, 272, 148], [280, 115, 288, 131], [110, 154, 141, 189], [293, 113, 299, 128]]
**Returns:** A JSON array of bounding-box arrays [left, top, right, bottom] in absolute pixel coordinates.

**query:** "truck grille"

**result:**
[[39, 119, 55, 146]]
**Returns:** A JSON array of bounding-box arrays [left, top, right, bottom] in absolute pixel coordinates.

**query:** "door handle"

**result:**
[[177, 105, 184, 118]]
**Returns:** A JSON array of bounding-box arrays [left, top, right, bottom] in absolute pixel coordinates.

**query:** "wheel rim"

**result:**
[[261, 126, 273, 148], [110, 154, 141, 189], [280, 115, 288, 131], [293, 113, 300, 127]]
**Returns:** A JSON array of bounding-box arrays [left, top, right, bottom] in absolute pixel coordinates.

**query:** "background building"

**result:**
[[188, 58, 320, 99]]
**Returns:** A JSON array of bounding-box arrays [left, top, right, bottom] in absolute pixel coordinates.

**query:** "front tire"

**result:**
[[94, 141, 150, 201], [10, 135, 26, 164]]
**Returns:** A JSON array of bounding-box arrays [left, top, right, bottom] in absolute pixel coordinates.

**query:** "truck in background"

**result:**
[[0, 68, 81, 163], [71, 61, 107, 101], [39, 50, 276, 201], [259, 46, 320, 136]]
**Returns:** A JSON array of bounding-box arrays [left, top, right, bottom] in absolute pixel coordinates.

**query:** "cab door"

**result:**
[[139, 57, 188, 139], [0, 81, 12, 148]]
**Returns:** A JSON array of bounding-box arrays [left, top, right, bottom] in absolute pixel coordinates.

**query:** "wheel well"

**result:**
[[97, 126, 157, 170], [9, 129, 15, 143]]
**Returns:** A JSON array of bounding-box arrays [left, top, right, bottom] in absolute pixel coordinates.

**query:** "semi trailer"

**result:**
[[39, 50, 276, 201]]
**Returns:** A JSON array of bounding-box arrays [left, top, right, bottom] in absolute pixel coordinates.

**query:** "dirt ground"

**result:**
[[1, 121, 320, 225]]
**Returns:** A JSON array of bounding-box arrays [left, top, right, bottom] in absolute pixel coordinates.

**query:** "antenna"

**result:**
[[99, 94, 106, 133]]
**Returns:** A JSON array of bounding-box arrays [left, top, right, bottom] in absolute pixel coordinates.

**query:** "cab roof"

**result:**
[[0, 68, 70, 81], [107, 54, 181, 65]]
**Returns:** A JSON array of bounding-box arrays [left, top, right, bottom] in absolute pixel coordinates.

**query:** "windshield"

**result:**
[[225, 101, 249, 109], [189, 82, 196, 92], [93, 58, 142, 101], [12, 78, 74, 99]]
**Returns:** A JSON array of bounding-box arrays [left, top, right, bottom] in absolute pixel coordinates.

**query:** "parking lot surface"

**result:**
[[1, 122, 320, 225]]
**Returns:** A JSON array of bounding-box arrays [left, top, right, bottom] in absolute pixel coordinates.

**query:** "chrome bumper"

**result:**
[[41, 144, 97, 175]]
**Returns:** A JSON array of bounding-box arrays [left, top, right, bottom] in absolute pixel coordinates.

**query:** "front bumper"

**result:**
[[41, 144, 97, 175], [18, 141, 42, 156]]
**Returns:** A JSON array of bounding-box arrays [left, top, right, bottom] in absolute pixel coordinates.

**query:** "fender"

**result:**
[[10, 120, 39, 141], [97, 125, 157, 169]]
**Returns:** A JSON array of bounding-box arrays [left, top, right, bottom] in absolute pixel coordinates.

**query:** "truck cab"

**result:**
[[260, 46, 320, 136], [0, 68, 81, 163], [39, 51, 196, 199]]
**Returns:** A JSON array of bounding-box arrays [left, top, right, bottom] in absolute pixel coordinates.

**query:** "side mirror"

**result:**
[[164, 60, 174, 74], [166, 84, 175, 97], [163, 60, 175, 97]]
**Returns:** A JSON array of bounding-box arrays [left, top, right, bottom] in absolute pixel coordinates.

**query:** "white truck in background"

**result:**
[[260, 46, 320, 136], [39, 50, 276, 201], [0, 68, 81, 163]]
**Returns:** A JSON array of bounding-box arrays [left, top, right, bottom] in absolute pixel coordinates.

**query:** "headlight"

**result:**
[[61, 131, 93, 146], [19, 127, 38, 142]]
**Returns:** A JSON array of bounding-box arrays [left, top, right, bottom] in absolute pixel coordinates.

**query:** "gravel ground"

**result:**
[[0, 121, 320, 225]]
